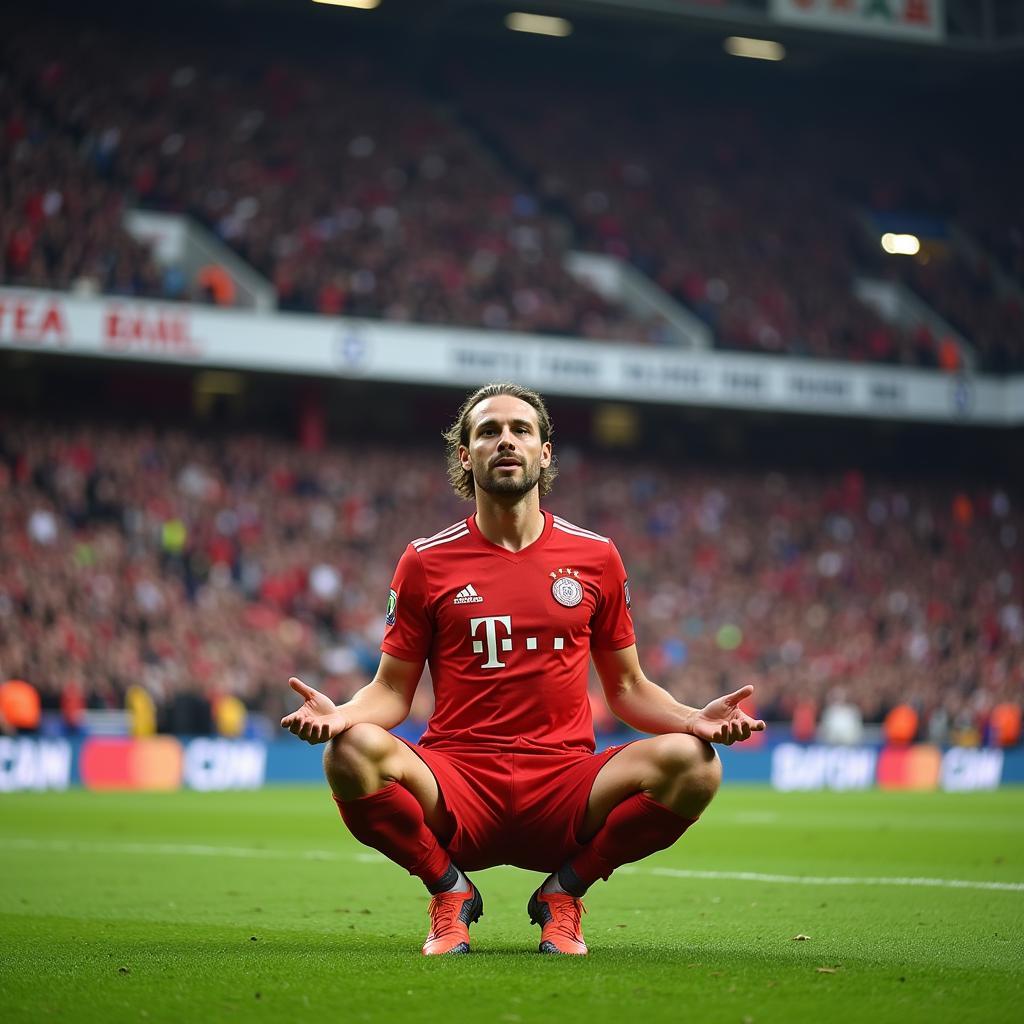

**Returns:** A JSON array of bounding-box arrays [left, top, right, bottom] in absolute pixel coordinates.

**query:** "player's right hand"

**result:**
[[281, 676, 347, 744]]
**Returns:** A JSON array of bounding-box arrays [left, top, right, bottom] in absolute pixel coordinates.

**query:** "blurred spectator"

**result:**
[[989, 702, 1021, 748], [883, 704, 919, 747], [0, 678, 42, 734], [790, 699, 818, 743], [126, 685, 157, 737], [937, 337, 961, 374], [167, 687, 214, 736], [817, 688, 864, 746], [196, 265, 236, 307], [60, 678, 86, 733], [214, 694, 247, 738]]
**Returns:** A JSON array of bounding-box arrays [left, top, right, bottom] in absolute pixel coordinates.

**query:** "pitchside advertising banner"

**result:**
[[767, 743, 1010, 792], [0, 286, 1019, 425], [1, 736, 1021, 793], [0, 737, 267, 793], [770, 0, 945, 43]]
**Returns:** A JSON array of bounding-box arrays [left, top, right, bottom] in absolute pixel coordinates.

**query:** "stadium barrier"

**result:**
[[1, 736, 1022, 794]]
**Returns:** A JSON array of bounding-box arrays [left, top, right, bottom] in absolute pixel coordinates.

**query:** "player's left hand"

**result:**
[[691, 685, 765, 745]]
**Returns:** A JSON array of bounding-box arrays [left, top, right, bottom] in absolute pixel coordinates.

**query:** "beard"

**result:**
[[474, 458, 542, 498]]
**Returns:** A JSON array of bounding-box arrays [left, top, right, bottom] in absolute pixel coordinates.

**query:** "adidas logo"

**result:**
[[453, 584, 484, 605]]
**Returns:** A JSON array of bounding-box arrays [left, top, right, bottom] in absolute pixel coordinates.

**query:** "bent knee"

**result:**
[[324, 722, 395, 778], [649, 734, 721, 798], [649, 733, 716, 772]]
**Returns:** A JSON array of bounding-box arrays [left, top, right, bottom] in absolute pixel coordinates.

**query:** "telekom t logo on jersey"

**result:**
[[469, 616, 566, 669]]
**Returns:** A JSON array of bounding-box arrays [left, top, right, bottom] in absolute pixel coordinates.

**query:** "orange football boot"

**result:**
[[421, 883, 483, 956], [527, 887, 588, 955]]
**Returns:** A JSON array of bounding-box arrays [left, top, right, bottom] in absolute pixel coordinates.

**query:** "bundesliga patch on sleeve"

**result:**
[[385, 588, 397, 627], [624, 579, 631, 609]]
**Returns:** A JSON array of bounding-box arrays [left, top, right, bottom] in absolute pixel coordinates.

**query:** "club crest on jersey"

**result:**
[[385, 588, 397, 627], [549, 568, 584, 608]]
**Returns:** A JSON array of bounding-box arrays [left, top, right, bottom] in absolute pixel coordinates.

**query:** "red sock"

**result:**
[[565, 792, 696, 891], [335, 783, 451, 887]]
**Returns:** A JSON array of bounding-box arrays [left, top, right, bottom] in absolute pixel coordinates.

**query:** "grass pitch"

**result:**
[[1, 785, 1022, 1024]]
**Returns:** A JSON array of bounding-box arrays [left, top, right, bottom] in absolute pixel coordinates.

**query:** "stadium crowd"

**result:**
[[3, 18, 1022, 368], [467, 88, 906, 364], [882, 249, 1022, 376], [461, 78, 1024, 372], [1, 26, 660, 343], [1, 76, 165, 300], [1, 419, 1020, 746]]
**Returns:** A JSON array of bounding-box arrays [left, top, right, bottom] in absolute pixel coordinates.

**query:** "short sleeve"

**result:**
[[380, 545, 433, 662], [591, 541, 636, 651]]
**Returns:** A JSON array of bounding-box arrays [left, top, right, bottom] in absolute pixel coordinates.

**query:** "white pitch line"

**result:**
[[2, 838, 1022, 893], [0, 837, 378, 863], [619, 866, 1024, 893]]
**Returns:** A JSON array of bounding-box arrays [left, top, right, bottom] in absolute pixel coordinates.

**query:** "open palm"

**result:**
[[691, 685, 765, 746], [280, 677, 343, 744]]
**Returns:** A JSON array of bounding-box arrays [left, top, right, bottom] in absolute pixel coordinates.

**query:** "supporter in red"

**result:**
[[989, 703, 1021, 748], [938, 337, 961, 372], [281, 383, 764, 956]]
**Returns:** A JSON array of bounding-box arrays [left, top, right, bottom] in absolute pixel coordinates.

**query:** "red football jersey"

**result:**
[[381, 511, 635, 753]]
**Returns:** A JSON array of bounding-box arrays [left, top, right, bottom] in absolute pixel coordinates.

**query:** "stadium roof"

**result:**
[[260, 0, 1024, 54], [26, 0, 1024, 55]]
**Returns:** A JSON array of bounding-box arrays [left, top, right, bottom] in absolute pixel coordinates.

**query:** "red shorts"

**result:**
[[401, 740, 632, 873]]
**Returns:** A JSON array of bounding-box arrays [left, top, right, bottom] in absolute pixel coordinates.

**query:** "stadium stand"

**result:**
[[869, 245, 1023, 375], [1, 23, 661, 342], [3, 16, 1021, 366], [1, 418, 1020, 746], [1, 75, 166, 300], [455, 74, 1024, 371]]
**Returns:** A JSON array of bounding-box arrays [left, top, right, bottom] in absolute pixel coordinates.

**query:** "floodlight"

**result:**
[[311, 0, 381, 10], [505, 12, 573, 37], [880, 233, 921, 256], [724, 37, 786, 61]]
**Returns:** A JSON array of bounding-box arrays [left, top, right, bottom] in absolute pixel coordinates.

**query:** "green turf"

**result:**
[[1, 786, 1022, 1024]]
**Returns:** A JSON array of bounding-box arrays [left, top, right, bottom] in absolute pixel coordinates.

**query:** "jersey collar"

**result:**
[[466, 509, 554, 563]]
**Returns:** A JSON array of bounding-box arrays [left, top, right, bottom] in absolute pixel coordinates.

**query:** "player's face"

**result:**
[[460, 395, 552, 500]]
